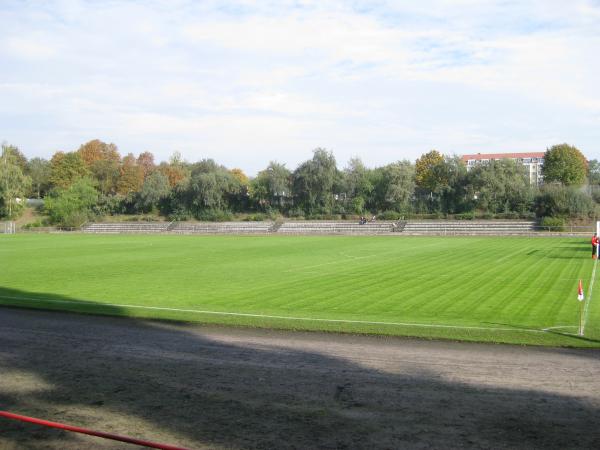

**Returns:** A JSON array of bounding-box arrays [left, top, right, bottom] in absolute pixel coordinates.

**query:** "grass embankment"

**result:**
[[0, 234, 598, 347]]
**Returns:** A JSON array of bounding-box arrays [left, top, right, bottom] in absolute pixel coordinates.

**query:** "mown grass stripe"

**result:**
[[582, 256, 598, 334], [0, 293, 547, 333], [1, 234, 598, 346]]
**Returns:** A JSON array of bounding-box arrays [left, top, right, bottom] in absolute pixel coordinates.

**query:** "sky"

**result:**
[[1, 0, 599, 175]]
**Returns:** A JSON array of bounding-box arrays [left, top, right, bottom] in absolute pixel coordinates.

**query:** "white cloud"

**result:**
[[3, 36, 59, 60], [0, 0, 599, 172]]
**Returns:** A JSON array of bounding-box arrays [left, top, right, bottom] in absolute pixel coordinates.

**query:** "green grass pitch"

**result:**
[[1, 233, 599, 347]]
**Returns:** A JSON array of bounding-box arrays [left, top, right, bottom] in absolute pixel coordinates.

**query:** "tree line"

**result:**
[[0, 139, 595, 226]]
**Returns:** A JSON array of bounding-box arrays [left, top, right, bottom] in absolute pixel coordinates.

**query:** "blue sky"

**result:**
[[1, 0, 599, 174]]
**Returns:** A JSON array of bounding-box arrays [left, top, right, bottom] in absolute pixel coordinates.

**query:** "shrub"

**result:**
[[499, 211, 519, 220], [93, 194, 127, 216], [168, 207, 191, 222], [378, 210, 401, 220], [287, 208, 305, 219], [305, 213, 342, 220], [44, 178, 98, 227], [351, 197, 365, 214], [195, 209, 233, 222], [535, 185, 598, 219], [454, 212, 475, 220], [540, 217, 565, 232], [244, 213, 268, 221], [23, 219, 49, 229], [124, 215, 160, 222]]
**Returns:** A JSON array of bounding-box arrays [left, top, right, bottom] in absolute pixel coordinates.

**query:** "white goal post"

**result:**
[[1, 221, 16, 234]]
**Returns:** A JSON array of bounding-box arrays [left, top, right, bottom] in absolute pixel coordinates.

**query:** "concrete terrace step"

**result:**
[[401, 221, 537, 235], [83, 222, 170, 233], [80, 220, 541, 236], [278, 221, 395, 234], [170, 222, 273, 234]]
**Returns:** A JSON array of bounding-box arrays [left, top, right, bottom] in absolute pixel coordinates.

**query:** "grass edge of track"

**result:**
[[1, 295, 599, 348]]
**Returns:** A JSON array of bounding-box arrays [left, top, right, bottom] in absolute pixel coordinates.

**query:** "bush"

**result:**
[[195, 209, 233, 222], [305, 213, 342, 220], [244, 213, 268, 221], [331, 204, 347, 215], [287, 208, 305, 219], [454, 212, 475, 220], [168, 207, 191, 222], [23, 219, 49, 229], [93, 194, 127, 216], [124, 215, 160, 222], [351, 197, 365, 214], [540, 217, 565, 232], [378, 210, 401, 220], [535, 185, 598, 219], [44, 178, 98, 227], [499, 211, 519, 220]]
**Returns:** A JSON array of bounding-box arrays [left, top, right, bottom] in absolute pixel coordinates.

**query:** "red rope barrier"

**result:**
[[0, 410, 191, 450]]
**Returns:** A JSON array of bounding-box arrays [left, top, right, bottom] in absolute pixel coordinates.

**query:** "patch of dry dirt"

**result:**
[[14, 207, 42, 227], [1, 308, 599, 449]]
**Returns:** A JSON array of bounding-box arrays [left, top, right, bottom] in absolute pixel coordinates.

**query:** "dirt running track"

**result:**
[[1, 308, 599, 449]]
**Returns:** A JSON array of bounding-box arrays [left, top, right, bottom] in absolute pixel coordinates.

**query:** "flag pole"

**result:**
[[577, 279, 585, 337], [579, 300, 583, 336]]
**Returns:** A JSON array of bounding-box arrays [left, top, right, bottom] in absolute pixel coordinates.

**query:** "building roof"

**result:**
[[461, 152, 545, 162]]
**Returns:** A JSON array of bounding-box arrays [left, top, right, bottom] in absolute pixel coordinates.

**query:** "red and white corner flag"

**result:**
[[578, 279, 585, 301]]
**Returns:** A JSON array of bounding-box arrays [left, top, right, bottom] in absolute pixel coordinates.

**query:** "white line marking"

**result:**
[[582, 257, 598, 335], [0, 294, 547, 334], [542, 325, 578, 331], [338, 252, 378, 260]]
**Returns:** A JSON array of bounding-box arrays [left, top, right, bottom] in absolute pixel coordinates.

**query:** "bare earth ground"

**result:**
[[1, 308, 599, 450]]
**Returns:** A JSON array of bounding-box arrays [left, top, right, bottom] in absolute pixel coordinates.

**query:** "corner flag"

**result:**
[[578, 279, 584, 301]]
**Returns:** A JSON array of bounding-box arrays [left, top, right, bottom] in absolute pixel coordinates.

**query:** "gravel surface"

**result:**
[[1, 307, 599, 449]]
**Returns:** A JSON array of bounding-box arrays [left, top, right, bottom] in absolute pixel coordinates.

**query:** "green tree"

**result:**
[[413, 155, 467, 214], [435, 156, 468, 214], [26, 157, 51, 198], [135, 171, 171, 213], [171, 159, 241, 217], [92, 158, 121, 195], [466, 159, 533, 214], [292, 148, 337, 215], [535, 184, 596, 219], [0, 144, 31, 218], [542, 143, 587, 186], [45, 178, 98, 227], [371, 161, 415, 212], [343, 158, 373, 213], [249, 161, 291, 210], [4, 145, 28, 172], [588, 159, 600, 185]]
